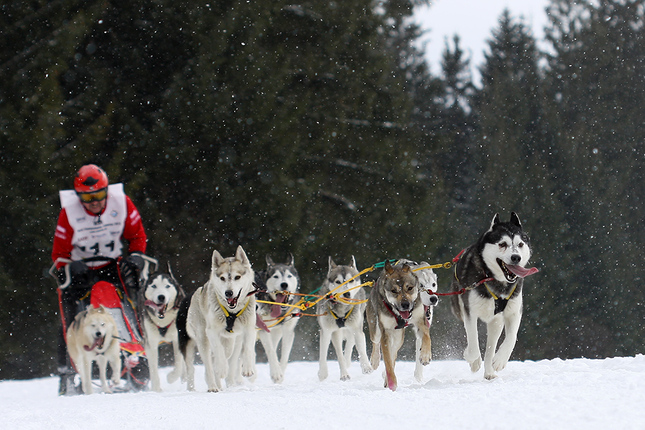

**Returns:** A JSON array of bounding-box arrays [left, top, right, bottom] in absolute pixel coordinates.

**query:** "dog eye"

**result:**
[[220, 276, 226, 282], [272, 274, 279, 279], [234, 275, 241, 280], [499, 242, 508, 249], [518, 242, 524, 248]]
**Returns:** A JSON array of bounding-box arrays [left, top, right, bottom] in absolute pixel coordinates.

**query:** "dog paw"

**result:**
[[492, 352, 510, 372], [271, 370, 284, 384], [318, 368, 328, 381], [484, 372, 498, 380], [340, 373, 351, 381], [207, 387, 221, 393], [166, 368, 183, 384], [468, 356, 482, 373], [361, 361, 374, 374], [414, 367, 423, 382], [386, 375, 397, 391], [419, 352, 432, 366]]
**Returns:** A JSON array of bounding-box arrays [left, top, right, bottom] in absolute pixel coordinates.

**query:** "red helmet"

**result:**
[[74, 164, 108, 193]]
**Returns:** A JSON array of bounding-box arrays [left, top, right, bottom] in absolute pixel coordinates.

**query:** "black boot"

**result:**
[[58, 367, 80, 396]]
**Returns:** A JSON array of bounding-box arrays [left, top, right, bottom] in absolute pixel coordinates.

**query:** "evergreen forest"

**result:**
[[1, 0, 644, 379]]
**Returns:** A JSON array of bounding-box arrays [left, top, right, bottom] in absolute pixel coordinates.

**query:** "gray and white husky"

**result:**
[[451, 212, 538, 379], [255, 254, 301, 383], [317, 256, 372, 381], [178, 246, 257, 392], [140, 268, 185, 392]]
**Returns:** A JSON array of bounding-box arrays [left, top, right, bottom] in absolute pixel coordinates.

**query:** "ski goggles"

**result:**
[[77, 188, 108, 203]]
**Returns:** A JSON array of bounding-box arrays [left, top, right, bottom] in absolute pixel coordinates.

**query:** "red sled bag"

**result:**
[[89, 280, 149, 391]]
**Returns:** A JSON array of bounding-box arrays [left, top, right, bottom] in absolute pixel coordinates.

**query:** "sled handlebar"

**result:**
[[49, 254, 159, 290]]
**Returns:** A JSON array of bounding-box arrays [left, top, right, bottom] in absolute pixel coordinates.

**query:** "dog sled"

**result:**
[[49, 254, 158, 394]]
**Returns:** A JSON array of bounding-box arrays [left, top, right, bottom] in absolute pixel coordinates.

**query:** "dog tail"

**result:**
[[176, 292, 193, 356]]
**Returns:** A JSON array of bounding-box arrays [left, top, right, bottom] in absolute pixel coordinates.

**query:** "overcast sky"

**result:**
[[414, 0, 551, 81]]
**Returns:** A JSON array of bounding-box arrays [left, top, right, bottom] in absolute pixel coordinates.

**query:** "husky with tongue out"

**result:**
[[366, 259, 432, 391], [140, 268, 185, 392], [178, 246, 257, 392], [451, 212, 539, 380], [66, 304, 121, 394], [254, 254, 300, 384]]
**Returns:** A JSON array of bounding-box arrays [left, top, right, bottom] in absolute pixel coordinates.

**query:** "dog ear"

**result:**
[[167, 262, 176, 282], [510, 212, 522, 228], [235, 245, 250, 266], [488, 213, 500, 231], [328, 256, 336, 271], [286, 253, 295, 267], [349, 255, 357, 270], [212, 249, 225, 267], [401, 264, 411, 273], [384, 260, 394, 275], [265, 255, 275, 268]]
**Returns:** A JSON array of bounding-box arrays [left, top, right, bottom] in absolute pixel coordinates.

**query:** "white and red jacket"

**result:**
[[52, 183, 147, 269]]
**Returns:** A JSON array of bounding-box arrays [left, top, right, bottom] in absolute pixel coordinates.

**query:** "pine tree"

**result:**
[[544, 0, 645, 357]]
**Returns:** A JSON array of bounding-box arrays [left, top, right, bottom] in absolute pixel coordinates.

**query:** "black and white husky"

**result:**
[[451, 212, 538, 379], [254, 254, 301, 383], [140, 267, 185, 392]]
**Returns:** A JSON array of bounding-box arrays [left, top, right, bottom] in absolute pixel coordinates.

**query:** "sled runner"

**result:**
[[50, 254, 158, 394]]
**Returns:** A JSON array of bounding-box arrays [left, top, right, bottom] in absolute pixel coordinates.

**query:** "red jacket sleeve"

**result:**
[[52, 208, 74, 269], [123, 196, 147, 254]]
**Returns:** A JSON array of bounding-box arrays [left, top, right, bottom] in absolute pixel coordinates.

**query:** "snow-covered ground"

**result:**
[[3, 356, 645, 429]]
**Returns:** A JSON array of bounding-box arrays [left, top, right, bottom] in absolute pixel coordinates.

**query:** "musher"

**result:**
[[51, 164, 148, 394]]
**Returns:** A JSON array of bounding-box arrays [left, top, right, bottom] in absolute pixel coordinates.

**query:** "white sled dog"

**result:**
[[398, 259, 439, 382], [366, 260, 433, 391], [451, 212, 538, 379], [255, 254, 301, 383], [66, 305, 121, 394], [179, 245, 257, 392], [317, 256, 372, 381], [140, 266, 186, 392]]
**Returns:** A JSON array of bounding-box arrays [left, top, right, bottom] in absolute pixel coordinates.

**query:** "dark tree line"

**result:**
[[1, 0, 644, 379]]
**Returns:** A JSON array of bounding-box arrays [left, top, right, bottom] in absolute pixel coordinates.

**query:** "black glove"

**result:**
[[121, 252, 144, 292], [56, 268, 67, 285], [125, 252, 145, 273], [68, 261, 89, 288]]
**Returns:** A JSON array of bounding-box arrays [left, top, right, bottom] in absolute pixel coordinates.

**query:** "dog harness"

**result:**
[[454, 265, 517, 315], [328, 304, 356, 328], [217, 297, 251, 333], [382, 300, 411, 329]]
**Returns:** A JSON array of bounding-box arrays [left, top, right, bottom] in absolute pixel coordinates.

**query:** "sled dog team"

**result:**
[[72, 212, 538, 393]]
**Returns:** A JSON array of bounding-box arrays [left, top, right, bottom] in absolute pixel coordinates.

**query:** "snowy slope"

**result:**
[[3, 357, 645, 430]]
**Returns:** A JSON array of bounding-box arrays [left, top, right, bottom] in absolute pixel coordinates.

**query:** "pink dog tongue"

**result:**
[[507, 265, 539, 278], [84, 335, 104, 351], [256, 314, 270, 333], [399, 310, 411, 320], [271, 294, 287, 318]]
